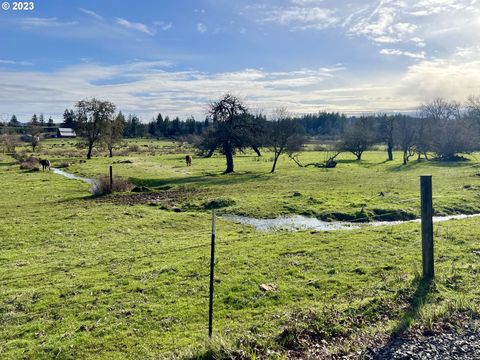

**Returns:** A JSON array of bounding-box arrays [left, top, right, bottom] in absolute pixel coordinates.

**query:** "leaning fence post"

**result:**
[[420, 175, 434, 278], [109, 165, 113, 191], [208, 209, 216, 338]]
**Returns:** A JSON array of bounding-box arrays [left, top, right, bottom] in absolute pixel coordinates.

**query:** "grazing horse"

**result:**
[[185, 155, 192, 166], [39, 159, 51, 171]]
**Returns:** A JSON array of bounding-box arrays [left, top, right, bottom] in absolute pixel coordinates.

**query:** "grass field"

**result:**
[[1, 139, 479, 358]]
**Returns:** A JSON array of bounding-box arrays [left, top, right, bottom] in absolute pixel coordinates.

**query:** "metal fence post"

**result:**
[[109, 165, 113, 191], [420, 175, 434, 279], [208, 209, 216, 338]]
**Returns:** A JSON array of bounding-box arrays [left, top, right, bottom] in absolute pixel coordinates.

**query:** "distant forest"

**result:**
[[1, 109, 349, 138]]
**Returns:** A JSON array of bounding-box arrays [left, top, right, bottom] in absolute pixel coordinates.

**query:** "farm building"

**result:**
[[57, 128, 76, 138]]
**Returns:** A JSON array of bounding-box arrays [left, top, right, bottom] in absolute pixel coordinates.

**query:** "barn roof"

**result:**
[[57, 128, 76, 137]]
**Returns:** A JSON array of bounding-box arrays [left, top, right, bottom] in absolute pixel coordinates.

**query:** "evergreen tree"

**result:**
[[171, 117, 181, 136], [163, 116, 171, 136], [148, 120, 157, 137], [185, 116, 196, 135], [39, 113, 45, 126], [8, 115, 20, 127], [123, 114, 146, 138], [62, 109, 76, 128], [30, 114, 38, 126], [155, 113, 164, 137]]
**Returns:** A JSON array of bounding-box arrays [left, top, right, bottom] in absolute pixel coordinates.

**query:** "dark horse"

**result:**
[[185, 155, 192, 166], [39, 159, 51, 171]]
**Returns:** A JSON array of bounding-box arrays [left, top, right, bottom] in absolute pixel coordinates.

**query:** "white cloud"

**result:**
[[380, 49, 403, 56], [197, 23, 207, 33], [263, 6, 338, 30], [19, 17, 78, 27], [380, 48, 426, 59], [253, 0, 478, 60], [0, 61, 349, 120], [78, 8, 103, 21], [291, 0, 326, 4], [3, 54, 480, 121], [0, 59, 32, 66], [153, 21, 173, 31], [410, 37, 426, 47], [398, 58, 480, 102], [116, 18, 154, 35]]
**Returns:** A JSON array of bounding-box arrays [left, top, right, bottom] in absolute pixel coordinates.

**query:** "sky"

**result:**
[[0, 0, 479, 122]]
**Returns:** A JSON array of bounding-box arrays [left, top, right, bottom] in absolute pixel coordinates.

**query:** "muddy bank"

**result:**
[[92, 187, 202, 208]]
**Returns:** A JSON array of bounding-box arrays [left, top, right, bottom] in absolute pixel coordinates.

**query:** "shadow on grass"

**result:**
[[393, 276, 433, 335], [129, 172, 270, 189], [369, 276, 433, 358], [336, 159, 360, 165], [388, 159, 473, 172]]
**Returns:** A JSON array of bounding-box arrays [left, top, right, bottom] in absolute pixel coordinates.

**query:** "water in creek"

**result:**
[[223, 213, 480, 232], [51, 168, 480, 232], [51, 168, 98, 192]]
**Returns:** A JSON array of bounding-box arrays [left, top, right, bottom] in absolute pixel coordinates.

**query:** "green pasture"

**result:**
[[1, 139, 479, 358]]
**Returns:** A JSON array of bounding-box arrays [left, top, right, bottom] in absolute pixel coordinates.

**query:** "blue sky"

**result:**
[[0, 0, 479, 121]]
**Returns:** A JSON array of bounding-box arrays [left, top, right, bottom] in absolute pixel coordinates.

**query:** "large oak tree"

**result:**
[[76, 98, 116, 159], [201, 94, 260, 173]]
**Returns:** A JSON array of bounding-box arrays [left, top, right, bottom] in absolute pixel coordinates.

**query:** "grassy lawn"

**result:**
[[1, 139, 479, 358]]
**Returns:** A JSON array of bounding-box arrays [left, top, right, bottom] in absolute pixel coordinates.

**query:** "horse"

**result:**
[[39, 159, 51, 171], [185, 155, 192, 166]]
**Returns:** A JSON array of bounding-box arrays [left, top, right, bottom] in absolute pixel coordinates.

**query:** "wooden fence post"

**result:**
[[420, 175, 434, 278], [208, 209, 216, 338], [109, 166, 113, 191]]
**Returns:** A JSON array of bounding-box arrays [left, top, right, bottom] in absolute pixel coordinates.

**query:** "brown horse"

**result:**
[[185, 155, 192, 166], [39, 159, 51, 171]]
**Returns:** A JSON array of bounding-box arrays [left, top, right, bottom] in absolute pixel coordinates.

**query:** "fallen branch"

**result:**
[[289, 151, 340, 168]]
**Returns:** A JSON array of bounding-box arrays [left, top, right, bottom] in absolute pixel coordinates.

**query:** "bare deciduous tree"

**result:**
[[103, 112, 125, 157], [267, 108, 305, 173], [394, 115, 417, 165], [420, 98, 474, 160], [1, 126, 17, 153], [377, 114, 395, 161], [339, 117, 376, 160], [27, 124, 41, 152]]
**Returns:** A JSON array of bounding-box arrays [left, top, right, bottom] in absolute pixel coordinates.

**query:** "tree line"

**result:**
[[62, 109, 208, 139], [2, 94, 480, 173], [185, 94, 480, 173], [339, 97, 480, 164]]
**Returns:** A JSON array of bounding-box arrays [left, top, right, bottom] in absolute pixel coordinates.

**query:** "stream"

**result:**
[[51, 168, 98, 191], [50, 167, 480, 232], [222, 213, 480, 232]]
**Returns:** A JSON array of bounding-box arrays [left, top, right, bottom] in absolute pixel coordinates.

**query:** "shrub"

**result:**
[[19, 157, 40, 171], [128, 144, 140, 153], [202, 197, 236, 209], [92, 175, 133, 196]]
